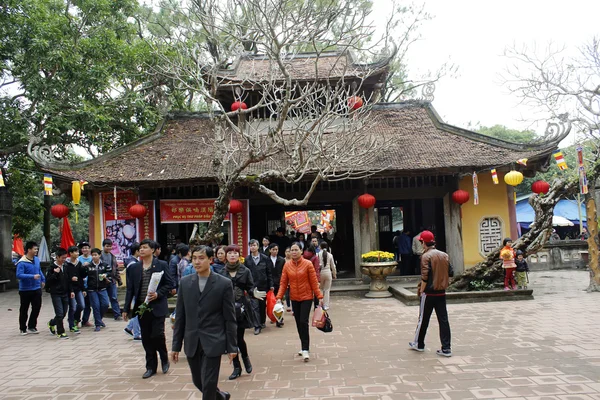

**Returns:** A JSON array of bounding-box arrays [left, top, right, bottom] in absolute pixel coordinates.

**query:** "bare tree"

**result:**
[[144, 0, 398, 242], [503, 38, 600, 291]]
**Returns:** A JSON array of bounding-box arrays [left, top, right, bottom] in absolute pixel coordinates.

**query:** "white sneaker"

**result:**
[[302, 350, 309, 362], [408, 342, 424, 352], [297, 350, 303, 356]]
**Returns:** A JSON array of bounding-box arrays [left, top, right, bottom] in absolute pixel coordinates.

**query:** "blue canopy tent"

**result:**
[[516, 197, 586, 230]]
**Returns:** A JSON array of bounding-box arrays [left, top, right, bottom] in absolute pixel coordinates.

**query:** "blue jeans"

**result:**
[[106, 282, 121, 318], [82, 293, 91, 324], [68, 291, 85, 329], [88, 290, 109, 327], [50, 295, 69, 335], [126, 316, 141, 338]]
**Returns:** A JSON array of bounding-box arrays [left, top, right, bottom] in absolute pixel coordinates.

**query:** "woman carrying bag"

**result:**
[[276, 242, 323, 362], [218, 245, 264, 380]]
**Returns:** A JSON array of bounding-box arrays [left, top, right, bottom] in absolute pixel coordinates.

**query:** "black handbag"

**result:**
[[316, 311, 333, 333]]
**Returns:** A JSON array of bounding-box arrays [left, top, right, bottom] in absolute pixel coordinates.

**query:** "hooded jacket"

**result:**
[[85, 261, 112, 291], [64, 258, 87, 292], [16, 256, 45, 291], [46, 262, 73, 296]]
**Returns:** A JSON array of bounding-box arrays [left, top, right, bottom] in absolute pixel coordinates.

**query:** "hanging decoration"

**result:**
[[113, 186, 118, 220], [358, 193, 376, 223], [60, 217, 76, 250], [577, 145, 588, 194], [50, 204, 70, 219], [231, 101, 248, 112], [472, 172, 479, 205], [531, 180, 550, 195], [0, 170, 4, 187], [129, 203, 148, 219], [516, 158, 528, 166], [491, 169, 498, 184], [553, 151, 568, 170], [71, 180, 87, 223], [504, 170, 523, 205], [348, 96, 363, 110], [229, 199, 244, 214], [43, 174, 53, 196], [451, 189, 470, 205]]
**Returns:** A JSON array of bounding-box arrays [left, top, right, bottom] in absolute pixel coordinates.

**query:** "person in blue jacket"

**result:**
[[16, 241, 45, 335]]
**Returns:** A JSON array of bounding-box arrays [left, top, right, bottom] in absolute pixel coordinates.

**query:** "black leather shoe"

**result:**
[[254, 327, 261, 335], [162, 361, 170, 374], [219, 391, 231, 400], [228, 368, 242, 380], [242, 356, 253, 373], [142, 369, 155, 379]]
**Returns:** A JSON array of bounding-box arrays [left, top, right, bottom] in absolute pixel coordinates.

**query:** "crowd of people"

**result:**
[[16, 227, 456, 400]]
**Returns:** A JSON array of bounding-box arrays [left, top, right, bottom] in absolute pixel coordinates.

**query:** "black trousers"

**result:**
[[251, 298, 266, 327], [50, 294, 69, 335], [292, 300, 313, 351], [139, 313, 168, 372], [19, 289, 42, 331], [413, 294, 451, 351], [400, 253, 412, 275], [187, 347, 226, 400]]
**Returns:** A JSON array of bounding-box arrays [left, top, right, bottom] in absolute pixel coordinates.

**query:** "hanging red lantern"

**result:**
[[229, 199, 243, 214], [231, 101, 248, 112], [531, 180, 550, 195], [50, 204, 70, 219], [451, 189, 470, 205], [357, 193, 376, 209], [128, 203, 148, 219], [348, 96, 363, 110]]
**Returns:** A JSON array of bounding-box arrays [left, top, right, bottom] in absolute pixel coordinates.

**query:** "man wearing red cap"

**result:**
[[409, 230, 453, 357]]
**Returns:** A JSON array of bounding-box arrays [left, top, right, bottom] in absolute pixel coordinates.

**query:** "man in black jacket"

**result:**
[[267, 243, 286, 328], [244, 239, 272, 335], [123, 239, 175, 379], [47, 248, 74, 339], [172, 246, 237, 400], [64, 246, 87, 334]]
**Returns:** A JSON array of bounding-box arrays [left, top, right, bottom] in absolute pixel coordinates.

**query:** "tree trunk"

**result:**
[[449, 177, 578, 291], [585, 181, 600, 291], [196, 179, 237, 245]]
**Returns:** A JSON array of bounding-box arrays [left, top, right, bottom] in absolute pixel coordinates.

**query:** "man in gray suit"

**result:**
[[171, 246, 237, 400]]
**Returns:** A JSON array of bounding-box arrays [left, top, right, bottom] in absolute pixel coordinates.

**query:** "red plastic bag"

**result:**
[[312, 306, 326, 328], [266, 290, 277, 323]]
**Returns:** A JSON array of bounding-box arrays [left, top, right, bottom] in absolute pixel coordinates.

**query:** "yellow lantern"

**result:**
[[71, 180, 87, 223], [504, 170, 524, 186]]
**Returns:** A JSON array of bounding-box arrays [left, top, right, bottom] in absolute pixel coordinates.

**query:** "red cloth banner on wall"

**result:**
[[160, 199, 231, 223], [138, 200, 156, 241]]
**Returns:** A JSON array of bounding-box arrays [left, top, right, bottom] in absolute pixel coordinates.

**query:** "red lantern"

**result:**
[[451, 189, 470, 205], [231, 101, 248, 112], [229, 199, 243, 214], [50, 204, 70, 219], [348, 96, 363, 110], [357, 193, 376, 209], [128, 203, 147, 219], [531, 180, 550, 195]]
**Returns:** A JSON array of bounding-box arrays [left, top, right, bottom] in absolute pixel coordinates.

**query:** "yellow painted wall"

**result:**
[[92, 192, 102, 248], [460, 173, 514, 268]]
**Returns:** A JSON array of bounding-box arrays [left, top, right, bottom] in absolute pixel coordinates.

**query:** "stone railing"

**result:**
[[527, 240, 588, 270]]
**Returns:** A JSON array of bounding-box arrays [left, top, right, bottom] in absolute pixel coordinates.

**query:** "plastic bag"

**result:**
[[312, 306, 326, 328], [266, 290, 277, 323]]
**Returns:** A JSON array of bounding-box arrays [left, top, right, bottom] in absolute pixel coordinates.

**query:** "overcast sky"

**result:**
[[372, 0, 599, 146]]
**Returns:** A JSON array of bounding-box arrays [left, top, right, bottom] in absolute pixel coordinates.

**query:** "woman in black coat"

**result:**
[[218, 245, 256, 380]]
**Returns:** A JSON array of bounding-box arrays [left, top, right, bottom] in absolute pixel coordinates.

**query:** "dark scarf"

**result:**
[[225, 261, 241, 273]]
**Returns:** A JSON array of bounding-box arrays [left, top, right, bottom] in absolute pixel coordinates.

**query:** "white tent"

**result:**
[[38, 236, 51, 262], [552, 215, 574, 227]]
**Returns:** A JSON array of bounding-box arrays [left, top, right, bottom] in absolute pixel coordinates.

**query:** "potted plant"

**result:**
[[360, 251, 397, 298]]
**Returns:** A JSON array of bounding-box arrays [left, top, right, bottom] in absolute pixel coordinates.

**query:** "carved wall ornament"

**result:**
[[479, 216, 504, 257]]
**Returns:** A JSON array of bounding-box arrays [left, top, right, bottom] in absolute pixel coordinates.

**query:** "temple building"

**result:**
[[39, 52, 567, 278]]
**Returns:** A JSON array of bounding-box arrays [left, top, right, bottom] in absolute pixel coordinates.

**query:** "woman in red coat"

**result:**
[[276, 243, 323, 362]]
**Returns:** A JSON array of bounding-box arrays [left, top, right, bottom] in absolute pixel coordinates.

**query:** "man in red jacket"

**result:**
[[409, 231, 453, 357]]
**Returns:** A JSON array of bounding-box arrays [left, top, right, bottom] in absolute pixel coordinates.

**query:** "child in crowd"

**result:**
[[46, 248, 72, 339], [500, 238, 517, 291], [78, 242, 93, 327], [86, 248, 112, 332], [515, 250, 529, 289], [64, 246, 87, 334]]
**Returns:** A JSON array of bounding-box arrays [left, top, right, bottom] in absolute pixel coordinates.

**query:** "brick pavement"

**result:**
[[0, 270, 599, 400]]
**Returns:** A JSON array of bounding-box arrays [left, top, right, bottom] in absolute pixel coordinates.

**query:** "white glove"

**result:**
[[253, 288, 266, 300]]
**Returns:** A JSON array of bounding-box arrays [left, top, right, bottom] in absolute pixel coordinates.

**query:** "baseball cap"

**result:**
[[419, 230, 435, 244]]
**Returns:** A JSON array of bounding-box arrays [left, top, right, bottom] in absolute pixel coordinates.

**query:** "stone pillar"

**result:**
[[0, 190, 13, 267], [352, 196, 377, 279], [443, 192, 464, 274]]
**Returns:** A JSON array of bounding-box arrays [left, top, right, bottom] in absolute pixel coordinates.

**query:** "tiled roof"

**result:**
[[217, 52, 388, 83], [44, 102, 563, 185]]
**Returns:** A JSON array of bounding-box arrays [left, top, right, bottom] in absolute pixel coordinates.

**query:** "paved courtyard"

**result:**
[[1, 269, 599, 400]]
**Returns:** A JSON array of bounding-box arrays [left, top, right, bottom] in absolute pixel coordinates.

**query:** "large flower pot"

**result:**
[[360, 261, 398, 298]]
